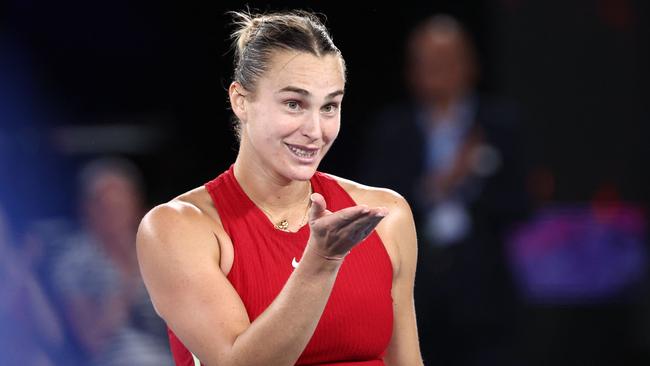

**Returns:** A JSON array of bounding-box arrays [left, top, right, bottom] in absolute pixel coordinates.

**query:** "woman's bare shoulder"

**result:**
[[323, 173, 410, 212], [137, 185, 222, 250]]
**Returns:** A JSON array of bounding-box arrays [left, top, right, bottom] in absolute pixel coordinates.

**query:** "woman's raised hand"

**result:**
[[306, 193, 388, 260]]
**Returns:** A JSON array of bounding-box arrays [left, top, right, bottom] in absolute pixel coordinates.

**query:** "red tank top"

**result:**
[[168, 166, 394, 365]]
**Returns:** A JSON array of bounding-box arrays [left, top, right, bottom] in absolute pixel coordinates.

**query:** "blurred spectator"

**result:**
[[358, 14, 529, 366], [0, 28, 77, 366], [43, 157, 172, 366], [0, 204, 64, 366]]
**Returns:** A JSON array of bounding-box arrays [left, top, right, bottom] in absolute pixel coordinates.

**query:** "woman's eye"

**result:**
[[285, 101, 301, 111], [322, 104, 339, 113]]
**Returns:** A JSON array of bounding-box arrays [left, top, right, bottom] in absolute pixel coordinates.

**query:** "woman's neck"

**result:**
[[233, 152, 311, 213]]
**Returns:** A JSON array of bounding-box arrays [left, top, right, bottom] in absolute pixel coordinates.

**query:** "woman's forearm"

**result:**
[[211, 248, 341, 366]]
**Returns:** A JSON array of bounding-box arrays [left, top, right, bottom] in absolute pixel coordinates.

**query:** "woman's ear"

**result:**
[[229, 81, 248, 122]]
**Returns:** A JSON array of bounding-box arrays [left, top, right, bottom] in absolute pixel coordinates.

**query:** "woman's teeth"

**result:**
[[287, 145, 316, 158]]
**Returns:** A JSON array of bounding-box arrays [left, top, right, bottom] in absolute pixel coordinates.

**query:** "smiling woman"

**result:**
[[135, 9, 423, 366], [232, 50, 344, 183]]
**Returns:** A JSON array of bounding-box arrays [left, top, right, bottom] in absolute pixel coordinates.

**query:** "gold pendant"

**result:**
[[275, 219, 289, 231]]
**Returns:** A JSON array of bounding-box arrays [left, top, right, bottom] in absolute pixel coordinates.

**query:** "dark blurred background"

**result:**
[[1, 0, 649, 365]]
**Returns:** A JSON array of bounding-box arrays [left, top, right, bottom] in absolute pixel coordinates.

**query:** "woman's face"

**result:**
[[235, 50, 345, 182]]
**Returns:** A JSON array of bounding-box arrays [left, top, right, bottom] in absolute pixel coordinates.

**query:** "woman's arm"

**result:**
[[136, 193, 386, 366], [327, 174, 425, 365], [379, 194, 424, 366]]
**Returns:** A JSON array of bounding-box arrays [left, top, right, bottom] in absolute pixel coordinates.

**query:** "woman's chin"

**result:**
[[282, 162, 319, 181]]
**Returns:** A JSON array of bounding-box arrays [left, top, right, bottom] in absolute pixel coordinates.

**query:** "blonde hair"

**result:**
[[229, 9, 345, 93]]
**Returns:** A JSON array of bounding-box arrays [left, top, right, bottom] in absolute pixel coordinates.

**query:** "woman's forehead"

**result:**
[[260, 51, 345, 95]]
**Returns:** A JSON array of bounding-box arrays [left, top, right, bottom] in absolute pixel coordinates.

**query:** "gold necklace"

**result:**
[[256, 184, 312, 232]]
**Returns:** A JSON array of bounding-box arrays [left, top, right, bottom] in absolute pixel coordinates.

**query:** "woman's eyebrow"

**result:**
[[276, 86, 345, 99], [276, 86, 309, 96]]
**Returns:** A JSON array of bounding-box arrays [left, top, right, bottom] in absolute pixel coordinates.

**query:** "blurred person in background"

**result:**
[[0, 204, 64, 366], [0, 24, 77, 366], [359, 14, 529, 366], [44, 157, 172, 366]]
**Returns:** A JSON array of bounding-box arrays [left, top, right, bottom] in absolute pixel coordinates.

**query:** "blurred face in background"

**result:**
[[407, 27, 477, 105], [84, 173, 143, 246]]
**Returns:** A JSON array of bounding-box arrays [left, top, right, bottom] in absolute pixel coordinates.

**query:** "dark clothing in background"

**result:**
[[359, 95, 529, 366]]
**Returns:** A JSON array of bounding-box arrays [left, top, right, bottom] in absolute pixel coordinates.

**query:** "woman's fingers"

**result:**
[[312, 206, 388, 242], [314, 205, 370, 227], [307, 205, 389, 258], [346, 212, 387, 241], [321, 206, 387, 228]]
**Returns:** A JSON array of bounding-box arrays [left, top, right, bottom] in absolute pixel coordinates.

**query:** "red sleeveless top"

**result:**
[[168, 166, 394, 365]]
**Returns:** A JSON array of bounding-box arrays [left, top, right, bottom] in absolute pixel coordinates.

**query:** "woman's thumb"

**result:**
[[308, 193, 327, 222]]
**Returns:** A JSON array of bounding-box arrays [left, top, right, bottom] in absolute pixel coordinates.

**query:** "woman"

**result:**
[[137, 10, 423, 366]]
